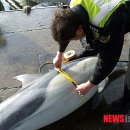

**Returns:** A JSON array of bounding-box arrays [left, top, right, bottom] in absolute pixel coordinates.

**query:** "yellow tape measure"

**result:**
[[63, 50, 76, 62], [54, 68, 77, 87]]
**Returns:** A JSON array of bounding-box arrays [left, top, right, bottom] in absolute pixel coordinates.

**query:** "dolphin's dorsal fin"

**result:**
[[98, 77, 108, 93], [13, 74, 42, 88]]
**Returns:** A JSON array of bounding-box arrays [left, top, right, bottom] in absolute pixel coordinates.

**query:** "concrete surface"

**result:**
[[0, 7, 130, 130], [0, 7, 82, 101]]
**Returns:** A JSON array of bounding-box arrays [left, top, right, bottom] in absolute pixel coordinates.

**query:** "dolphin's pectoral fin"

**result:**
[[98, 77, 108, 93], [13, 74, 42, 88]]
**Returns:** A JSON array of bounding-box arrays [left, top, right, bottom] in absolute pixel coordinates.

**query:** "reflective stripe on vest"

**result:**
[[94, 0, 106, 7], [70, 0, 125, 28], [92, 0, 122, 26]]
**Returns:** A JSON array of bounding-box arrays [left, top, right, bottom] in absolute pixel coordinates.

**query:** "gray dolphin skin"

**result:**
[[0, 57, 128, 130]]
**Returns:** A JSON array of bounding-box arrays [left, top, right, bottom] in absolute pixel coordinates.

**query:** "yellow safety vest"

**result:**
[[70, 0, 125, 39], [70, 0, 125, 28]]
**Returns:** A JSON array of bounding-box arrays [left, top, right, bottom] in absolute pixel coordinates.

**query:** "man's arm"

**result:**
[[89, 6, 126, 85], [53, 41, 69, 68], [59, 41, 69, 52]]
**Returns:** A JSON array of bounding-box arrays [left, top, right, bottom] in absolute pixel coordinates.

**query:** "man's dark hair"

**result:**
[[51, 8, 82, 43]]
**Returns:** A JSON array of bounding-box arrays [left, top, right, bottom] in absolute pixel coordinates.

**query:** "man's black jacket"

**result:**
[[59, 4, 128, 85]]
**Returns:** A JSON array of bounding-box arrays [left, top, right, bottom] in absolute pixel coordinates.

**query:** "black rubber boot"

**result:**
[[113, 56, 130, 114], [122, 61, 130, 104], [123, 47, 130, 104]]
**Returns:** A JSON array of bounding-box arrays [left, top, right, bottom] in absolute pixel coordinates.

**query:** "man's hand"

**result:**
[[53, 51, 63, 68], [76, 81, 94, 96]]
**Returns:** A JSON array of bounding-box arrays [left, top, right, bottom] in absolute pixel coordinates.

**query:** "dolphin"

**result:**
[[0, 57, 128, 130]]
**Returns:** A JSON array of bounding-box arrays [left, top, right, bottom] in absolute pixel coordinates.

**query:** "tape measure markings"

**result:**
[[54, 68, 77, 87]]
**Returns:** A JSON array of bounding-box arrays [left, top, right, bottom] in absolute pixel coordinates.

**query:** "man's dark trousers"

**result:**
[[124, 1, 130, 103]]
